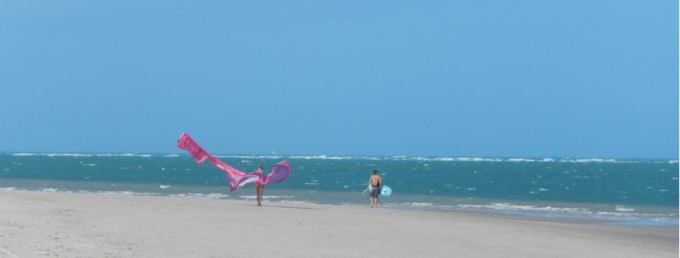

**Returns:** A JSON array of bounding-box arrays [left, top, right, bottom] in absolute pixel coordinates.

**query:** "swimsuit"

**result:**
[[370, 177, 381, 198]]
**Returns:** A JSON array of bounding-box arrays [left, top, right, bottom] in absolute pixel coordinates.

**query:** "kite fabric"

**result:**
[[177, 132, 291, 192]]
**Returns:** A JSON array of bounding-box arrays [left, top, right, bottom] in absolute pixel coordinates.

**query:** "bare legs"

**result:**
[[370, 196, 378, 208], [255, 183, 264, 206]]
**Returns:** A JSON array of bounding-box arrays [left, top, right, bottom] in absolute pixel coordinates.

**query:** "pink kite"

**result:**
[[177, 132, 290, 192]]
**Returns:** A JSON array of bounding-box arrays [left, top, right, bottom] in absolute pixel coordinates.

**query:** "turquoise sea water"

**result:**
[[0, 153, 677, 224]]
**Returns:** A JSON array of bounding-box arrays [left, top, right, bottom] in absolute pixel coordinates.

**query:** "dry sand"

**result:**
[[0, 190, 676, 257]]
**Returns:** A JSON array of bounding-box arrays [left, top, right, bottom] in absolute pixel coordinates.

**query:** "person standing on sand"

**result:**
[[255, 164, 265, 206], [367, 170, 382, 208]]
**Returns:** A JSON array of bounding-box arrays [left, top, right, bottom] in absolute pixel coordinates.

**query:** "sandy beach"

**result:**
[[0, 190, 676, 258]]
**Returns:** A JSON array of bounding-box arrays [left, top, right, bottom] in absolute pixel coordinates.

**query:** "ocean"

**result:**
[[1, 153, 677, 225]]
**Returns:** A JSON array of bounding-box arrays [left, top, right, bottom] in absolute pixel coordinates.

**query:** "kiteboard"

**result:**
[[381, 185, 392, 197], [368, 185, 392, 197]]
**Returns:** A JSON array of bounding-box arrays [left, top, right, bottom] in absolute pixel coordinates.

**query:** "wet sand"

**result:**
[[0, 190, 676, 257]]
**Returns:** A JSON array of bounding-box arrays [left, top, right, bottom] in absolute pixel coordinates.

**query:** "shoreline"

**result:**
[[0, 189, 677, 257], [2, 182, 677, 226]]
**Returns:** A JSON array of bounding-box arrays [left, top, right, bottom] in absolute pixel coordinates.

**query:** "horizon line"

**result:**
[[1, 151, 678, 161]]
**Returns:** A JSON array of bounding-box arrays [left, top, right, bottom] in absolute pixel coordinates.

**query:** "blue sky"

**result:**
[[0, 0, 677, 158]]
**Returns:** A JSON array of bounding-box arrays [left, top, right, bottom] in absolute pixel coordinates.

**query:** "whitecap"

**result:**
[[184, 193, 229, 199], [288, 155, 352, 160], [615, 206, 635, 212], [359, 156, 381, 161], [11, 153, 35, 156], [46, 153, 93, 157], [214, 155, 283, 159], [435, 157, 454, 161], [559, 158, 618, 163], [507, 158, 536, 162], [474, 157, 503, 162], [408, 202, 433, 207]]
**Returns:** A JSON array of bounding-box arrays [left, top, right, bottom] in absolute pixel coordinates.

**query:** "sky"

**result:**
[[0, 0, 677, 158]]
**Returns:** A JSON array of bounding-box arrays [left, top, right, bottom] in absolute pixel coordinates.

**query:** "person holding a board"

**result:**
[[367, 170, 382, 208]]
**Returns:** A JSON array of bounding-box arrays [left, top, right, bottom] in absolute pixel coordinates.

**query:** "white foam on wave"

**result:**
[[159, 185, 171, 189], [95, 153, 133, 157], [95, 191, 158, 196], [459, 203, 589, 214], [173, 193, 229, 199], [406, 202, 434, 207], [559, 158, 617, 163], [463, 204, 677, 224], [669, 160, 679, 164], [359, 156, 381, 161], [214, 155, 283, 159], [46, 153, 93, 157], [288, 155, 352, 160], [94, 153, 154, 157], [473, 157, 503, 162], [386, 156, 503, 162], [49, 153, 153, 158], [507, 158, 536, 162], [11, 153, 35, 156], [615, 206, 635, 212], [80, 162, 97, 167]]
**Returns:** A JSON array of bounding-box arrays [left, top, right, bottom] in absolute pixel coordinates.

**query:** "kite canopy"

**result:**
[[177, 132, 291, 191]]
